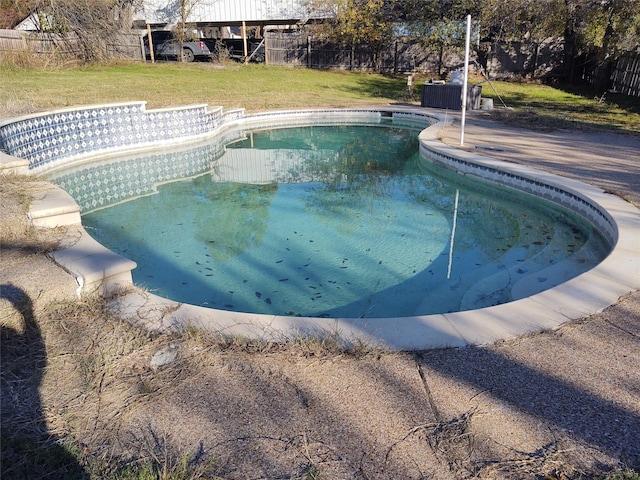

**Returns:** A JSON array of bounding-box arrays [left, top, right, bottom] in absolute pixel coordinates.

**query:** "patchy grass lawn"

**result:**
[[1, 62, 638, 134], [0, 62, 409, 115], [477, 79, 640, 133]]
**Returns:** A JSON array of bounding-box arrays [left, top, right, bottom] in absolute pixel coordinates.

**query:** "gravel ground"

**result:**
[[1, 111, 639, 479]]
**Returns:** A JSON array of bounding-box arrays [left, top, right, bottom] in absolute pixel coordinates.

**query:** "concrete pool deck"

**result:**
[[2, 106, 639, 351]]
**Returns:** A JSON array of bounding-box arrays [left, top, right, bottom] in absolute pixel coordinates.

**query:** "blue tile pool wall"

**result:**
[[242, 110, 386, 131], [391, 111, 437, 126], [222, 109, 245, 123], [0, 103, 226, 172], [421, 145, 618, 246], [243, 109, 435, 131], [49, 128, 246, 213]]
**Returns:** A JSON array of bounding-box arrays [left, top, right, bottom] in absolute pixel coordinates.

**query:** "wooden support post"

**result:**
[[242, 21, 248, 64], [146, 23, 154, 63]]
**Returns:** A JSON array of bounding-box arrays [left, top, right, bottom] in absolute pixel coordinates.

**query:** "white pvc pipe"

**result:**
[[460, 15, 471, 146], [447, 189, 460, 280]]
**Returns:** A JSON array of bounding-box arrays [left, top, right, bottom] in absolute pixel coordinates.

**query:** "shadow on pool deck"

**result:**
[[417, 316, 640, 468]]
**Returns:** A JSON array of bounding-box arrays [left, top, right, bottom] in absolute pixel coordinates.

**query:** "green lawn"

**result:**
[[1, 61, 638, 134], [478, 79, 640, 133], [0, 62, 408, 114]]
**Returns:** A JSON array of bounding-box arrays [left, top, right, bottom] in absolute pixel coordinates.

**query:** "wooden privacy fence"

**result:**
[[2, 27, 637, 97], [0, 29, 144, 61], [482, 40, 565, 79], [265, 31, 570, 78], [0, 29, 26, 52], [611, 53, 640, 97], [265, 31, 456, 73]]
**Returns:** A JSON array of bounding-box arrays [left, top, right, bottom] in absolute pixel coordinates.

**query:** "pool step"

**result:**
[[29, 183, 137, 297], [459, 224, 595, 310], [28, 182, 82, 227], [511, 232, 608, 299], [0, 151, 29, 175]]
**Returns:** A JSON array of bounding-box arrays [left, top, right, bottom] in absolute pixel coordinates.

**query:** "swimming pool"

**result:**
[[2, 104, 638, 349], [49, 122, 610, 319]]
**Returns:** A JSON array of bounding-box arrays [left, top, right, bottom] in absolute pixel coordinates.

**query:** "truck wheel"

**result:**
[[182, 48, 195, 62]]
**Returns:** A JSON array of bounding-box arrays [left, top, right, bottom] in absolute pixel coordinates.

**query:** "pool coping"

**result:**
[[5, 105, 639, 350]]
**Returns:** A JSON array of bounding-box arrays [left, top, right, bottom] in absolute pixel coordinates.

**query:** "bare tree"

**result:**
[[29, 0, 143, 63], [172, 0, 203, 62]]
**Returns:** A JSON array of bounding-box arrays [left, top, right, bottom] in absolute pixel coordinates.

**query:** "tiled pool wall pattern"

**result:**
[[50, 144, 219, 213], [241, 109, 435, 131], [419, 143, 618, 247], [0, 102, 228, 172], [49, 128, 246, 213]]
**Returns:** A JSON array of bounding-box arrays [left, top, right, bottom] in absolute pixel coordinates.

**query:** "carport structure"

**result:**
[[133, 0, 331, 61]]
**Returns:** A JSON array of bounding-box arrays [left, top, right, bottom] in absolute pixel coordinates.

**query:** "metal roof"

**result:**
[[136, 0, 331, 26]]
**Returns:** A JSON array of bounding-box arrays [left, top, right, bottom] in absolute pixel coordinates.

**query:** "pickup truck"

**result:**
[[144, 31, 211, 62], [200, 38, 265, 63]]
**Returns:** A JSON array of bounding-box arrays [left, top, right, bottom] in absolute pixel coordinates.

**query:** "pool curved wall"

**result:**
[[1, 103, 638, 350]]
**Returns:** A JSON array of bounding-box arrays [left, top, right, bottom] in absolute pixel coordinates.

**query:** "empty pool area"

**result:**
[[1, 103, 638, 350]]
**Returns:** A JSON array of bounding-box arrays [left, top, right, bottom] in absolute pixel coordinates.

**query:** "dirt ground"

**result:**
[[1, 111, 639, 479]]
